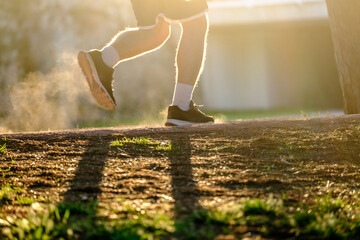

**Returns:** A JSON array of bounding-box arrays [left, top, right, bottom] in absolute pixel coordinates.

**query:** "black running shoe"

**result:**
[[78, 49, 116, 110], [165, 101, 214, 126]]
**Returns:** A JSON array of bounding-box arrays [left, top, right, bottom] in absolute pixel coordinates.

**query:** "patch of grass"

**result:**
[[0, 143, 6, 155], [2, 195, 360, 239], [119, 204, 175, 236], [1, 202, 174, 240], [315, 195, 346, 213], [155, 142, 172, 152], [176, 195, 360, 239], [1, 137, 8, 155], [1, 203, 72, 240], [110, 139, 124, 147], [0, 184, 23, 205], [0, 184, 36, 206], [110, 137, 175, 153], [16, 196, 35, 206], [243, 195, 282, 217], [1, 136, 15, 163], [110, 137, 157, 147], [292, 195, 360, 239]]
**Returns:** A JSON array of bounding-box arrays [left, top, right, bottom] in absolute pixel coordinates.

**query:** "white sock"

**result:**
[[101, 46, 120, 68], [172, 83, 194, 111]]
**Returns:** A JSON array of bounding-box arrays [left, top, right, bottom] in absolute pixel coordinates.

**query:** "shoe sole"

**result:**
[[78, 51, 116, 110], [165, 119, 214, 127]]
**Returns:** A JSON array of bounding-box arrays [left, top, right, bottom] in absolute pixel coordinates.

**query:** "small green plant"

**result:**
[[16, 196, 35, 206], [156, 142, 172, 152], [0, 184, 36, 206], [243, 197, 279, 217], [0, 184, 23, 205], [1, 136, 15, 163], [315, 195, 346, 214], [1, 203, 72, 240], [110, 139, 124, 147], [1, 137, 8, 155]]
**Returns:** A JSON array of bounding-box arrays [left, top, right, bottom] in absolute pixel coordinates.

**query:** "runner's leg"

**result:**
[[102, 18, 171, 68], [172, 14, 209, 110]]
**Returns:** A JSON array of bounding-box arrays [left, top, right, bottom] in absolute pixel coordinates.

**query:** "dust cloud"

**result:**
[[0, 52, 91, 133]]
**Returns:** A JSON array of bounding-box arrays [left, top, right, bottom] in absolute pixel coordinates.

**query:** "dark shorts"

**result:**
[[130, 0, 208, 27]]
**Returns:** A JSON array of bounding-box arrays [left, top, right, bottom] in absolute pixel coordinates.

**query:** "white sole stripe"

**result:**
[[166, 119, 214, 126]]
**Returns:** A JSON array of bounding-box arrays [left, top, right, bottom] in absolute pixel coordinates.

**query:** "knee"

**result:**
[[153, 17, 171, 41]]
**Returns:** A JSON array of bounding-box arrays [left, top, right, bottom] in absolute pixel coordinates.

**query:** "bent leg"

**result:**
[[103, 18, 171, 67]]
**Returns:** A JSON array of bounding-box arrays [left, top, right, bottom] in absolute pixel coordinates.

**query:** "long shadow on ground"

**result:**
[[60, 133, 207, 238], [169, 135, 202, 216], [63, 137, 108, 203]]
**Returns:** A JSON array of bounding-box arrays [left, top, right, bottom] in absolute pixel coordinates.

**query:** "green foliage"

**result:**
[[243, 195, 282, 217], [0, 184, 35, 206], [291, 195, 360, 239], [106, 204, 175, 239], [315, 195, 346, 213], [1, 201, 174, 240], [174, 195, 360, 240], [1, 195, 360, 239], [1, 137, 8, 155], [1, 203, 72, 240], [0, 143, 6, 155], [16, 196, 35, 206], [1, 136, 15, 163], [0, 184, 23, 205]]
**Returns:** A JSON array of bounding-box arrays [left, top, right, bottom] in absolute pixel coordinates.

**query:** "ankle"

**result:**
[[172, 83, 194, 111], [101, 46, 120, 68]]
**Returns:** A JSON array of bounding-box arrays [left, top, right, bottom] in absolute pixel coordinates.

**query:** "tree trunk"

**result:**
[[326, 0, 360, 114]]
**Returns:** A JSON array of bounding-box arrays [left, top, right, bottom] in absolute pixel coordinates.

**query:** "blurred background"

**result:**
[[0, 0, 343, 132]]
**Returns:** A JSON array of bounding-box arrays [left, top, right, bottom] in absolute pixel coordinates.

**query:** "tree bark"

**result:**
[[326, 0, 360, 114]]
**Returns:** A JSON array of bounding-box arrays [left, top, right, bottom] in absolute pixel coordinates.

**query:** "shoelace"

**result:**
[[191, 102, 203, 108], [191, 103, 207, 116]]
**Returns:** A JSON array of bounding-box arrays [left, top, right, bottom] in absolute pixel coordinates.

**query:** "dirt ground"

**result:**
[[1, 115, 360, 229]]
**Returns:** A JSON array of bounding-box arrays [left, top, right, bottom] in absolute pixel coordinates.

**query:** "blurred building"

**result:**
[[200, 0, 342, 110]]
